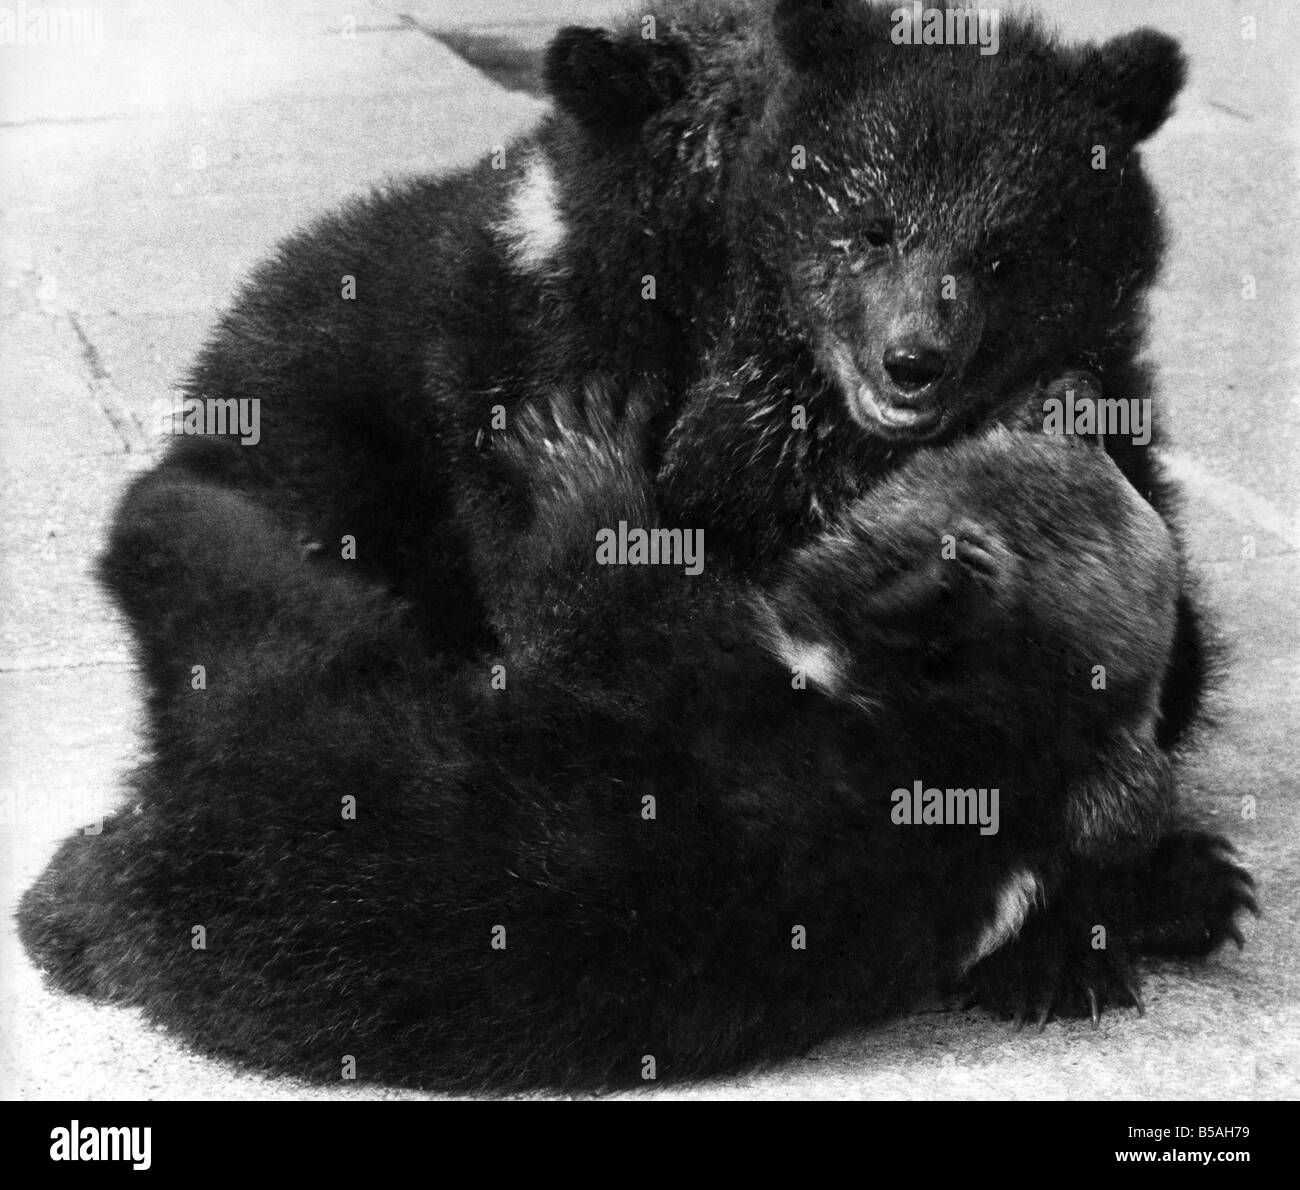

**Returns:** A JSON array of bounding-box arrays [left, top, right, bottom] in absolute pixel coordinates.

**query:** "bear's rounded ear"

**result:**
[[543, 26, 691, 135], [773, 0, 869, 70], [1082, 29, 1187, 142]]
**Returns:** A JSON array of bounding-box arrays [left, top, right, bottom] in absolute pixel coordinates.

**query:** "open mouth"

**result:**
[[818, 337, 947, 440], [850, 379, 945, 437]]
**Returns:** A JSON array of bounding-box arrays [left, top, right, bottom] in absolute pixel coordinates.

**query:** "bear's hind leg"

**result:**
[[98, 469, 413, 702]]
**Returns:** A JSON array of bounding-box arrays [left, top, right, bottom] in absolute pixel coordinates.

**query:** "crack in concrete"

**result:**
[[0, 657, 135, 674], [66, 313, 148, 454], [1205, 99, 1254, 122], [0, 114, 149, 128]]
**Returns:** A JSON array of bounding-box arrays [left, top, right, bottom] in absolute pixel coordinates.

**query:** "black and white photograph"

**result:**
[[0, 0, 1295, 1142]]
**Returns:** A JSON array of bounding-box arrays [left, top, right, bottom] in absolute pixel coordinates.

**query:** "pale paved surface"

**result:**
[[0, 0, 1296, 1100]]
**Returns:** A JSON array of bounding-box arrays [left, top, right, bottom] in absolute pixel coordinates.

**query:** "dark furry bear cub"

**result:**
[[96, 1, 1203, 747], [17, 0, 1257, 1091], [19, 387, 1254, 1091]]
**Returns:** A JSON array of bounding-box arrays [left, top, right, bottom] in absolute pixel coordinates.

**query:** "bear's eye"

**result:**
[[863, 219, 893, 249]]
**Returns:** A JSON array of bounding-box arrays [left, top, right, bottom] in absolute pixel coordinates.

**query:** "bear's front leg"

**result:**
[[759, 427, 1256, 1029], [759, 427, 1181, 745], [961, 829, 1257, 1028], [990, 369, 1214, 754], [958, 861, 1144, 1029]]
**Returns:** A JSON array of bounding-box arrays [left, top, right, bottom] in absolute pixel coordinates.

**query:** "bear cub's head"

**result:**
[[753, 1, 1186, 441], [544, 1, 1186, 447]]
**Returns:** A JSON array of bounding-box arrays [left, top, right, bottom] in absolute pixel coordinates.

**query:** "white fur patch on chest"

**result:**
[[497, 155, 566, 275], [961, 868, 1043, 972]]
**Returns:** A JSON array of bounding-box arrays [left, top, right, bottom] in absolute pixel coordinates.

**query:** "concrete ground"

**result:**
[[0, 0, 1296, 1100]]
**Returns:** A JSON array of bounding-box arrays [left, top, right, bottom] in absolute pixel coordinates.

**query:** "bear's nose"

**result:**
[[882, 344, 947, 395]]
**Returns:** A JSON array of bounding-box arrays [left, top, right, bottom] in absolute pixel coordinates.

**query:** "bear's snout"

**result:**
[[882, 341, 947, 398]]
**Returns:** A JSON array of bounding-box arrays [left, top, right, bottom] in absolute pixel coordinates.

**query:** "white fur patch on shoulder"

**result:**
[[771, 628, 845, 695], [961, 868, 1043, 972], [497, 155, 565, 275], [783, 638, 843, 692], [753, 596, 848, 696]]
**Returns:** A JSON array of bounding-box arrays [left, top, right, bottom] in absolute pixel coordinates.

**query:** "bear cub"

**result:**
[[18, 0, 1257, 1091], [106, 0, 1206, 747], [20, 387, 1254, 1091]]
